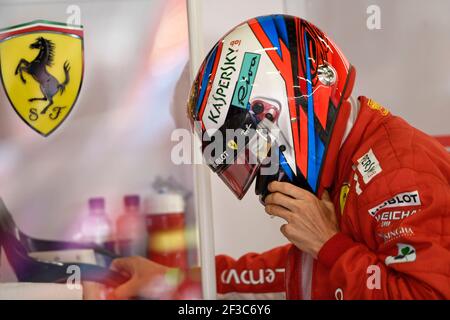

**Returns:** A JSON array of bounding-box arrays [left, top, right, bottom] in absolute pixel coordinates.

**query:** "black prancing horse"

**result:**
[[14, 37, 70, 115]]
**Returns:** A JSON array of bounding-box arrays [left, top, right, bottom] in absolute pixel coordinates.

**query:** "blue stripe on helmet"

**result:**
[[273, 15, 289, 47], [195, 45, 218, 115], [256, 16, 282, 58], [304, 32, 318, 191], [279, 151, 294, 181]]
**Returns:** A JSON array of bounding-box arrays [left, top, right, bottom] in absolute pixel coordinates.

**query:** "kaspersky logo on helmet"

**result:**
[[207, 48, 262, 128], [206, 47, 239, 126], [0, 20, 83, 136]]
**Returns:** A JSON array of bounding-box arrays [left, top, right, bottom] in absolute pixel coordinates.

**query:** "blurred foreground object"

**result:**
[[116, 195, 147, 257], [145, 192, 187, 269], [80, 197, 114, 251]]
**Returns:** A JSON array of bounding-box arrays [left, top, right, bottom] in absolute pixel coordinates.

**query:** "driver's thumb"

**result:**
[[111, 258, 136, 276]]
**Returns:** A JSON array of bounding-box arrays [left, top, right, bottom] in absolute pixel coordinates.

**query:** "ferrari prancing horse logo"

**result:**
[[0, 20, 84, 136]]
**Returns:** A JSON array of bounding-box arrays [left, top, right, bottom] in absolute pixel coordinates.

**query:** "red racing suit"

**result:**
[[215, 96, 450, 299]]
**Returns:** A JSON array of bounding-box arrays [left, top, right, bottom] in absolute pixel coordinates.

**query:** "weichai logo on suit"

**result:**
[[0, 20, 84, 136]]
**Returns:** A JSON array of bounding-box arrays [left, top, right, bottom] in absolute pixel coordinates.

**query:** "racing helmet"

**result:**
[[187, 15, 355, 201]]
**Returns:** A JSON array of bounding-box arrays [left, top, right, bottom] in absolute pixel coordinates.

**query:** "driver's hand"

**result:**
[[110, 256, 179, 299]]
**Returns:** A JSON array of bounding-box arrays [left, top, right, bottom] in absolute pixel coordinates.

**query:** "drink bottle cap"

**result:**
[[88, 197, 105, 212], [124, 195, 140, 208], [144, 193, 184, 215]]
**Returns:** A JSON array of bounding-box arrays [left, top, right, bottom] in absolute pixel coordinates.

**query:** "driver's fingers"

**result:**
[[321, 190, 331, 202], [112, 277, 140, 300], [265, 192, 298, 211], [265, 204, 292, 222], [111, 258, 137, 276], [321, 190, 335, 212], [268, 181, 315, 201]]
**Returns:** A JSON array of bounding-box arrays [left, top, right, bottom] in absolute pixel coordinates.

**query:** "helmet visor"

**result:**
[[202, 100, 280, 199], [213, 118, 274, 199], [217, 151, 262, 200]]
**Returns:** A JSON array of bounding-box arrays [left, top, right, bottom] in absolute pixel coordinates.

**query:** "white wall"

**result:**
[[285, 0, 450, 136]]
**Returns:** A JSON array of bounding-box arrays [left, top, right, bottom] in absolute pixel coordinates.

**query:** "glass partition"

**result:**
[[0, 0, 202, 299]]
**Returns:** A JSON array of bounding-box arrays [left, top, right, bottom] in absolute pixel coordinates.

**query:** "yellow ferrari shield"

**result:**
[[0, 20, 83, 136]]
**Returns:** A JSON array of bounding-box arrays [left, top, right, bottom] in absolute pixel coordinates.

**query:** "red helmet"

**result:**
[[187, 14, 355, 201]]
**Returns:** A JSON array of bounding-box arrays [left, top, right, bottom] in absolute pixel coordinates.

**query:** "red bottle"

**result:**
[[116, 195, 147, 257], [144, 193, 187, 269]]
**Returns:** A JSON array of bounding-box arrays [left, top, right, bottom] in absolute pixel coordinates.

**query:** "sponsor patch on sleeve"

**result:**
[[367, 99, 389, 116], [377, 226, 415, 243], [356, 149, 382, 184], [385, 243, 416, 266], [375, 209, 420, 228], [368, 190, 421, 217]]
